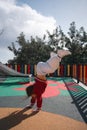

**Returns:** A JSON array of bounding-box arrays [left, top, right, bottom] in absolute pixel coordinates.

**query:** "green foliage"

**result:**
[[47, 27, 66, 51], [8, 32, 53, 64], [8, 22, 87, 64], [65, 22, 87, 64]]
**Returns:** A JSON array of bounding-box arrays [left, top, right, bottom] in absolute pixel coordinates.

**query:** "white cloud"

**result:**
[[0, 48, 14, 64], [0, 0, 57, 63]]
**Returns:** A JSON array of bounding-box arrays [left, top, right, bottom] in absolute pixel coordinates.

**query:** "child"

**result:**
[[26, 49, 71, 112]]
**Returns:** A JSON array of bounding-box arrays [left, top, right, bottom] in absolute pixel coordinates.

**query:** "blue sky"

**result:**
[[0, 0, 87, 63], [17, 0, 87, 33]]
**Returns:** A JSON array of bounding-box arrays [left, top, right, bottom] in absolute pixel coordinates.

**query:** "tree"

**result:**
[[8, 32, 53, 64], [65, 22, 87, 64], [78, 27, 87, 63], [47, 27, 66, 52], [8, 22, 87, 64], [8, 32, 27, 64]]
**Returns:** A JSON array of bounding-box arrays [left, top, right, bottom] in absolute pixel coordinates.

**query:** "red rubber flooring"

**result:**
[[0, 77, 87, 130]]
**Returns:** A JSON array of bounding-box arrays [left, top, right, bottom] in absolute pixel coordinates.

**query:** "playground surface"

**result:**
[[0, 76, 87, 130]]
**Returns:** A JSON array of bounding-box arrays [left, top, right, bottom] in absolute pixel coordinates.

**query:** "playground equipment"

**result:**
[[0, 62, 28, 77]]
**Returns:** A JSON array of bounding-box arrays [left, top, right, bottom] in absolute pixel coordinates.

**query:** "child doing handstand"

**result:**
[[26, 49, 71, 112]]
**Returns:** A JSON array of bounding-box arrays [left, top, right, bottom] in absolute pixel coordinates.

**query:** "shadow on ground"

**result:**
[[63, 79, 87, 123], [0, 108, 39, 130]]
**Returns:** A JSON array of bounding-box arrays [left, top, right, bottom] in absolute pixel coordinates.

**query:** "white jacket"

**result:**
[[36, 49, 71, 75], [36, 53, 61, 75]]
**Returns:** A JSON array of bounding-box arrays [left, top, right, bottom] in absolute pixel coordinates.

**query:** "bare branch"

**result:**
[[0, 28, 4, 36]]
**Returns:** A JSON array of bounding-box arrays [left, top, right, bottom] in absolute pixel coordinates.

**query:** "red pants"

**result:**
[[30, 77, 47, 108]]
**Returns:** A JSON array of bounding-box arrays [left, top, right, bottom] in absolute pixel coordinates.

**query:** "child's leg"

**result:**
[[32, 94, 42, 112], [36, 94, 42, 109], [26, 94, 36, 108], [30, 94, 36, 105]]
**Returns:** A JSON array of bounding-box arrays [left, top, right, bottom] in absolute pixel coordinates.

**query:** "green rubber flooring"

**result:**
[[0, 77, 87, 123]]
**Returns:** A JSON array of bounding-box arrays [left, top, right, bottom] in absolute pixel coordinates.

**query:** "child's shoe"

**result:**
[[57, 49, 71, 58], [32, 107, 41, 112], [25, 104, 34, 109]]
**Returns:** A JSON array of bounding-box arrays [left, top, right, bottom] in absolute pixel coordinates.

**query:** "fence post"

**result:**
[[77, 64, 79, 83]]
